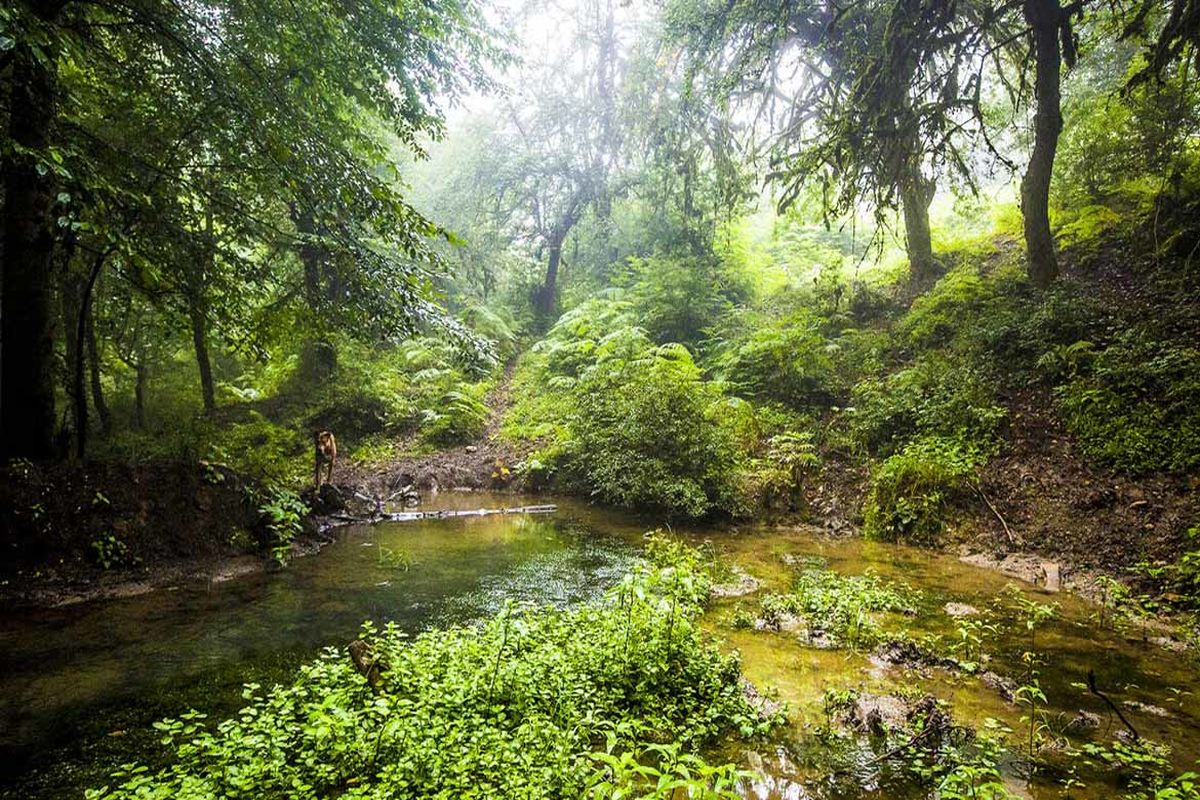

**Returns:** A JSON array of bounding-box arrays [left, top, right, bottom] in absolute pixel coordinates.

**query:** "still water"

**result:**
[[1, 495, 1196, 799]]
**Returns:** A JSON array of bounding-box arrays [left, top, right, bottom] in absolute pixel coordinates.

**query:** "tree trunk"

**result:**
[[1020, 0, 1064, 288], [188, 301, 215, 414], [59, 247, 82, 455], [86, 311, 111, 434], [534, 238, 563, 323], [134, 359, 147, 430], [74, 249, 109, 458], [900, 170, 936, 283], [292, 205, 323, 310], [188, 200, 216, 414], [1, 42, 59, 459]]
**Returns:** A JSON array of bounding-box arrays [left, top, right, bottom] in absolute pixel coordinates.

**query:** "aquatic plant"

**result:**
[[85, 540, 781, 800], [1075, 738, 1200, 800], [759, 568, 920, 648]]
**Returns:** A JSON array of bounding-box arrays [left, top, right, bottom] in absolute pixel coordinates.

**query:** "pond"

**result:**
[[1, 495, 1196, 799]]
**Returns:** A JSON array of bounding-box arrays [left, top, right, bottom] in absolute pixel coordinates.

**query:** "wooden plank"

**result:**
[[383, 505, 557, 522]]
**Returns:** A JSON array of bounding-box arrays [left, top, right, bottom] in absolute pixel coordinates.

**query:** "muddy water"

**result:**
[[0, 498, 1196, 799], [697, 531, 1200, 799]]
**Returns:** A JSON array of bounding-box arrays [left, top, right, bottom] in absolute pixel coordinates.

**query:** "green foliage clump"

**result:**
[[90, 533, 135, 570], [862, 437, 982, 543], [303, 336, 494, 448], [420, 383, 490, 446], [759, 567, 920, 647], [740, 432, 821, 513], [250, 485, 309, 562], [86, 544, 780, 800], [848, 356, 1006, 458], [504, 301, 751, 518], [898, 267, 1004, 350], [208, 414, 307, 483], [711, 309, 841, 408], [572, 339, 745, 518], [618, 253, 747, 348], [1056, 332, 1200, 473], [1077, 738, 1200, 800]]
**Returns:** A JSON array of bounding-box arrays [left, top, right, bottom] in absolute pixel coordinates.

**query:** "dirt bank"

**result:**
[[0, 459, 325, 608], [339, 358, 535, 499]]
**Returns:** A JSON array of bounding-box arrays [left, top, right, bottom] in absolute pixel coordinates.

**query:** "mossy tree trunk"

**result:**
[[1020, 0, 1066, 288], [900, 168, 937, 283]]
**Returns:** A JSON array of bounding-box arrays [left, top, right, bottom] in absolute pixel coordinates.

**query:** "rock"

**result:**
[[1064, 711, 1102, 734], [804, 630, 839, 649], [1125, 700, 1171, 718], [465, 445, 477, 453], [343, 489, 382, 519], [979, 670, 1017, 702], [960, 552, 1067, 590], [1148, 635, 1189, 653], [392, 483, 420, 507], [307, 483, 346, 516], [741, 681, 784, 720], [710, 568, 761, 598], [872, 639, 958, 671], [944, 602, 980, 617], [845, 693, 909, 736], [1042, 561, 1062, 592], [756, 613, 804, 634]]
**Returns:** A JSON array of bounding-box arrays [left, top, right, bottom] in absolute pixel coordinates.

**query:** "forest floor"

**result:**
[[338, 358, 534, 501], [0, 460, 282, 607]]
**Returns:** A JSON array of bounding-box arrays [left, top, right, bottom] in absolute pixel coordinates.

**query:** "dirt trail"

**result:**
[[340, 359, 533, 499]]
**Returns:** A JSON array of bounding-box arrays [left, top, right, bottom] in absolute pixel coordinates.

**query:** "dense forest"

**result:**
[[2, 0, 1200, 798]]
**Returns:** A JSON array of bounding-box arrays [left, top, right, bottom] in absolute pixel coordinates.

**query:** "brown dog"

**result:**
[[314, 430, 337, 487]]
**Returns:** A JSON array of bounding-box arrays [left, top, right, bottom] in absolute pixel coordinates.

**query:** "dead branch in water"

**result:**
[[385, 505, 557, 522], [1087, 669, 1140, 741], [973, 483, 1016, 545]]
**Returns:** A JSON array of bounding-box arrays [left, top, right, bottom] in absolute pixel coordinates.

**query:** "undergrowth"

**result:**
[[759, 567, 921, 647], [86, 536, 782, 800]]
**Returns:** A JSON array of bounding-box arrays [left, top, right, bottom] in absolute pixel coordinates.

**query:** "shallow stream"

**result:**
[[0, 494, 1195, 798]]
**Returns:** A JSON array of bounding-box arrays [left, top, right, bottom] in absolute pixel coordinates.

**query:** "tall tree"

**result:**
[[487, 0, 629, 324], [1, 3, 63, 458], [667, 0, 958, 281], [1, 0, 499, 457]]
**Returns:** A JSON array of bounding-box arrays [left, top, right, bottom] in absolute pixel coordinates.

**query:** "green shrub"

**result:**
[[898, 267, 1001, 350], [619, 252, 747, 348], [250, 485, 308, 562], [1139, 523, 1200, 610], [420, 382, 491, 446], [571, 339, 746, 518], [1056, 332, 1200, 473], [847, 356, 1006, 457], [86, 547, 780, 800], [862, 437, 982, 543], [90, 533, 135, 569], [740, 431, 821, 513], [710, 309, 842, 408], [208, 414, 307, 483]]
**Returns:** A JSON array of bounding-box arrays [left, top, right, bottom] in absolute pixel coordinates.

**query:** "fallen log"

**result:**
[[384, 504, 557, 522]]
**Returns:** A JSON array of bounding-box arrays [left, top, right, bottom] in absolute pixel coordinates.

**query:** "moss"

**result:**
[[862, 437, 982, 544]]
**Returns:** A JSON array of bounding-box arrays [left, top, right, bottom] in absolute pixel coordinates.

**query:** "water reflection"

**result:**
[[0, 496, 641, 795]]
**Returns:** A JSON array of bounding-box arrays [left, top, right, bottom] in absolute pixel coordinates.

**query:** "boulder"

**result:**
[[305, 483, 346, 516]]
